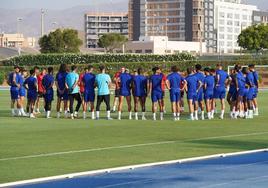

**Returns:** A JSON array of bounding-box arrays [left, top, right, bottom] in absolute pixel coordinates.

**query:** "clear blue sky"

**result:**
[[1, 0, 267, 10]]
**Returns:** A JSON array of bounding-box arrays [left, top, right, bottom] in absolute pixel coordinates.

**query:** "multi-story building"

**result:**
[[214, 0, 258, 53], [253, 10, 268, 25], [85, 12, 128, 48], [0, 33, 36, 48]]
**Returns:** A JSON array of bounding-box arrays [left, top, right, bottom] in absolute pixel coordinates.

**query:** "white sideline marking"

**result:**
[[0, 148, 267, 188], [1, 131, 268, 162]]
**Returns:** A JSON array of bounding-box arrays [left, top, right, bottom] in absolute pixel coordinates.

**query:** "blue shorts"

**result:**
[[253, 88, 258, 98], [197, 90, 204, 102], [10, 87, 19, 100], [170, 91, 181, 103], [243, 88, 249, 98], [187, 92, 197, 101], [228, 89, 237, 101], [214, 87, 226, 99], [247, 88, 255, 100], [27, 90, 38, 101], [204, 91, 213, 100], [19, 88, 26, 97], [238, 88, 245, 97], [134, 91, 146, 97], [57, 90, 69, 101], [120, 90, 131, 97], [44, 89, 54, 102], [151, 91, 163, 103], [84, 92, 95, 103]]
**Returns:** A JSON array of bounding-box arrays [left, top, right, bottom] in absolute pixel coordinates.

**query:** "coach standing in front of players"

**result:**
[[65, 65, 82, 119]]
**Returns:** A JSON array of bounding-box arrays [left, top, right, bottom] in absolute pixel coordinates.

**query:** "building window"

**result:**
[[145, 49, 152, 53]]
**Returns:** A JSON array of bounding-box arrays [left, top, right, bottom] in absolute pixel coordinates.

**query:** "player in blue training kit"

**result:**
[[133, 68, 148, 120], [42, 67, 54, 119], [8, 66, 24, 117], [55, 64, 69, 118], [248, 64, 259, 116], [212, 64, 230, 119], [149, 67, 164, 121], [234, 64, 246, 119], [185, 67, 202, 121], [166, 65, 185, 121], [18, 68, 28, 116], [117, 69, 133, 120], [203, 68, 215, 120], [82, 65, 96, 120], [245, 67, 255, 119], [194, 64, 205, 120], [24, 69, 38, 118]]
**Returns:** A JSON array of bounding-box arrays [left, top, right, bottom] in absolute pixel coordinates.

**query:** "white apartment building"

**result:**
[[214, 0, 258, 53]]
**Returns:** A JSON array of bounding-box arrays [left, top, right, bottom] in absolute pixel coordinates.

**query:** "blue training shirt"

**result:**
[[204, 75, 215, 93], [185, 74, 198, 93], [83, 73, 96, 93], [246, 72, 255, 88], [24, 76, 37, 92], [65, 72, 79, 94], [237, 71, 246, 89], [56, 72, 67, 90], [167, 72, 183, 93], [150, 74, 163, 93], [119, 73, 132, 95], [194, 72, 205, 91], [216, 70, 229, 88], [133, 75, 147, 97]]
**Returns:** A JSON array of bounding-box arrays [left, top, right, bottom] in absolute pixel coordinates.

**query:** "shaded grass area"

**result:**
[[0, 91, 268, 183]]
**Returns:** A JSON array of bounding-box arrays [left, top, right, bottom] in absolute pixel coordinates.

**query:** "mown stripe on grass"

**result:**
[[1, 131, 268, 162]]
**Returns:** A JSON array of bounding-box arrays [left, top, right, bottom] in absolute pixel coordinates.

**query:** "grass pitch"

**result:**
[[0, 90, 268, 183]]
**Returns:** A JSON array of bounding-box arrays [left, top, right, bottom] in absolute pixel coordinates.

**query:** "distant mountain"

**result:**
[[0, 0, 127, 38]]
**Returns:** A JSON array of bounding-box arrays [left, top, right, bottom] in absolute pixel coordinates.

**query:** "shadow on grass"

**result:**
[[187, 139, 268, 151]]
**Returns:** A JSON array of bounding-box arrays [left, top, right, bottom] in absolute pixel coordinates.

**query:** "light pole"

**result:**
[[16, 17, 23, 53], [17, 17, 23, 34], [165, 18, 169, 54], [41, 9, 45, 37]]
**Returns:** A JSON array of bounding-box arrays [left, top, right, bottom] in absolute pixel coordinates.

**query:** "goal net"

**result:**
[[227, 65, 268, 90]]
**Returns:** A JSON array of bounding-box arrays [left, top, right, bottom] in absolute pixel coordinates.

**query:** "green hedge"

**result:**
[[0, 53, 196, 66]]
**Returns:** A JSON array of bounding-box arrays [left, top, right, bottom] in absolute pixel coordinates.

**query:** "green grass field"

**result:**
[[0, 90, 268, 184]]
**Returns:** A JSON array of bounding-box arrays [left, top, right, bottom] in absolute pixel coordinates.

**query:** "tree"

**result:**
[[238, 24, 268, 53], [39, 29, 82, 53], [98, 33, 128, 53]]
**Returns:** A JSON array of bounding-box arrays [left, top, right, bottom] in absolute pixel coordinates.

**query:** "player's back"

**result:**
[[167, 72, 182, 92], [56, 72, 67, 90], [83, 73, 96, 92], [133, 75, 147, 96], [204, 75, 215, 92], [216, 70, 228, 87], [120, 73, 132, 91], [25, 76, 37, 91], [151, 74, 163, 93], [237, 71, 246, 89], [186, 75, 198, 93]]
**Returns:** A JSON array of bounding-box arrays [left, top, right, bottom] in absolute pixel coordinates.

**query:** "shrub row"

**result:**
[[0, 53, 196, 66]]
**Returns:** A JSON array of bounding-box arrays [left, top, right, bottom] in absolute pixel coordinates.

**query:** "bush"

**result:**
[[0, 53, 196, 66], [0, 71, 6, 85]]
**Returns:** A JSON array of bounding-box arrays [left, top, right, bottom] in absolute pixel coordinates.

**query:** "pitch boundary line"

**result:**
[[1, 131, 268, 162], [0, 148, 268, 188]]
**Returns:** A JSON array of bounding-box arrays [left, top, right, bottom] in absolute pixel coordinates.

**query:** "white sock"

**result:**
[[195, 110, 198, 119], [107, 111, 111, 118], [190, 113, 194, 120], [135, 112, 138, 119], [160, 112, 164, 120], [201, 111, 205, 119], [142, 112, 146, 118], [11, 108, 15, 114], [177, 113, 180, 117], [129, 111, 132, 119], [91, 111, 95, 119], [208, 112, 211, 119], [118, 111, 122, 119], [113, 106, 116, 111], [57, 112, 61, 118], [83, 112, 86, 119], [221, 110, 224, 117], [96, 111, 100, 118], [173, 113, 176, 118], [47, 111, 51, 118], [153, 113, 156, 120]]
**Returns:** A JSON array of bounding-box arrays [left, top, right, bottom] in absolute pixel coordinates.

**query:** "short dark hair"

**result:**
[[48, 67, 53, 74], [217, 63, 222, 67], [71, 65, 77, 71], [171, 65, 178, 73], [88, 65, 93, 70], [195, 64, 202, 71], [248, 64, 255, 68], [204, 67, 210, 72], [242, 67, 248, 74], [99, 65, 105, 72], [30, 69, 35, 75], [137, 67, 143, 75], [34, 66, 40, 70], [234, 64, 242, 72], [59, 64, 67, 73], [14, 65, 19, 70], [187, 67, 193, 75], [210, 68, 216, 73]]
